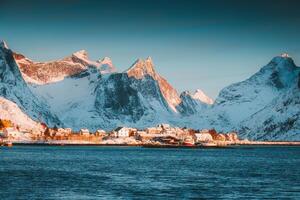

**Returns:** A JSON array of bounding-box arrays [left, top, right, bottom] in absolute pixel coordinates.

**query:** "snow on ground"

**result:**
[[29, 68, 100, 130], [0, 97, 40, 130]]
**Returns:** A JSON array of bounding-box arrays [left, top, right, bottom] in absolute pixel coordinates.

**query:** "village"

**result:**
[[0, 118, 246, 147]]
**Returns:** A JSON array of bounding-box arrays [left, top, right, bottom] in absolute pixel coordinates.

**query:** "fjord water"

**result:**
[[0, 146, 300, 199]]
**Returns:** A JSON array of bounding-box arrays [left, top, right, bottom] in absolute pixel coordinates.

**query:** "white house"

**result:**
[[80, 129, 90, 136], [114, 127, 131, 138], [95, 129, 106, 137], [194, 133, 213, 142], [56, 128, 72, 136]]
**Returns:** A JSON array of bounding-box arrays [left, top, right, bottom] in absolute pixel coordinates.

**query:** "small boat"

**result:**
[[197, 142, 217, 147], [4, 141, 13, 147]]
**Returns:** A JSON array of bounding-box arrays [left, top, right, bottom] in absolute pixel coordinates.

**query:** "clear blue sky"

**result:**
[[1, 0, 300, 98]]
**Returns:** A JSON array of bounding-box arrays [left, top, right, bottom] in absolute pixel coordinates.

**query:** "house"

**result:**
[[145, 127, 162, 134], [95, 129, 106, 135], [65, 128, 72, 135], [95, 129, 107, 138], [56, 128, 66, 137], [215, 133, 226, 141], [194, 133, 213, 142], [114, 127, 131, 137], [80, 129, 90, 136]]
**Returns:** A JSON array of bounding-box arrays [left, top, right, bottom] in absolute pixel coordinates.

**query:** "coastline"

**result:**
[[7, 140, 300, 147]]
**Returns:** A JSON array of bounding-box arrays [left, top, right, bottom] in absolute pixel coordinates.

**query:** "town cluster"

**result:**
[[0, 119, 242, 146]]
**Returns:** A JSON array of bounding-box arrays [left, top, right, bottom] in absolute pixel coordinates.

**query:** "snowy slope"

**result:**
[[0, 41, 61, 127], [208, 54, 300, 140], [30, 67, 104, 130], [238, 84, 300, 141], [0, 97, 41, 130]]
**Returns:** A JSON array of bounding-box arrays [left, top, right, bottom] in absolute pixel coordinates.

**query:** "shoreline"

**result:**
[[5, 141, 300, 147]]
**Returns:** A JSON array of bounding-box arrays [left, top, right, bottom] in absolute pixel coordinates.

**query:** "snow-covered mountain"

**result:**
[[0, 41, 61, 128], [1, 40, 299, 140], [126, 57, 182, 112], [177, 89, 213, 115], [93, 57, 184, 128], [211, 54, 300, 140], [29, 57, 184, 130]]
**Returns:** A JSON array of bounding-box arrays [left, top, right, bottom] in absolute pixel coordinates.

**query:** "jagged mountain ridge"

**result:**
[[29, 56, 189, 130], [1, 40, 299, 140], [13, 50, 117, 85]]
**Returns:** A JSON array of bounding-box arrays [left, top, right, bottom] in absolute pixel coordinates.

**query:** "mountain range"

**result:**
[[0, 41, 299, 141]]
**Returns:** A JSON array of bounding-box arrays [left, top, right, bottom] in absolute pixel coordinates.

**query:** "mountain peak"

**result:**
[[72, 50, 89, 60], [192, 89, 214, 105], [180, 90, 192, 97], [271, 53, 294, 63], [97, 57, 117, 74], [145, 56, 153, 63], [0, 40, 8, 49], [268, 53, 296, 72], [126, 57, 156, 79], [280, 53, 290, 58], [99, 56, 112, 63]]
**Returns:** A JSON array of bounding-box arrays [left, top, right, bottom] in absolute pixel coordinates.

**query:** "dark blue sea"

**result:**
[[0, 146, 300, 199]]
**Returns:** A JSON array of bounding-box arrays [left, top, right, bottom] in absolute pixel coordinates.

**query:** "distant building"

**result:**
[[215, 134, 226, 141], [145, 127, 162, 134], [114, 127, 131, 137], [95, 129, 106, 135], [80, 129, 90, 136], [194, 133, 213, 142], [95, 129, 107, 138]]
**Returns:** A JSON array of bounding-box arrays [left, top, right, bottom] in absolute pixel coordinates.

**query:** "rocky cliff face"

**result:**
[[14, 51, 88, 84], [126, 57, 182, 112], [93, 57, 185, 129], [97, 57, 117, 74], [14, 50, 117, 85], [177, 90, 212, 115]]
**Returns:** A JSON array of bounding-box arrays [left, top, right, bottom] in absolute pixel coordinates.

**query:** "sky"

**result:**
[[1, 0, 300, 98]]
